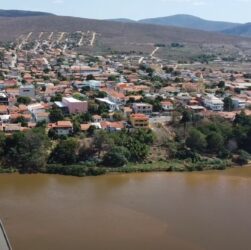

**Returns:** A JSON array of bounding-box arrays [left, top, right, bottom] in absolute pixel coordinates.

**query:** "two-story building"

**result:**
[[232, 97, 246, 110], [203, 95, 224, 111], [133, 103, 153, 115], [130, 114, 149, 129], [161, 101, 174, 111], [62, 97, 88, 114], [49, 121, 73, 136]]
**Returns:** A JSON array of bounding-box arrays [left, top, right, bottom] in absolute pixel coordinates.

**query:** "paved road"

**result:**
[[38, 32, 43, 39], [58, 32, 65, 43], [90, 32, 96, 46], [150, 47, 159, 57], [78, 33, 84, 46], [138, 57, 144, 64], [48, 32, 54, 40]]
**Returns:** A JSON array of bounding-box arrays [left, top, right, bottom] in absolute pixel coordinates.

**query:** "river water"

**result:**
[[1, 167, 251, 250]]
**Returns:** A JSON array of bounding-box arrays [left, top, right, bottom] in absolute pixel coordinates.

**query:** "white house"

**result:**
[[19, 85, 35, 98], [232, 97, 246, 110], [203, 95, 224, 111], [50, 121, 73, 136], [161, 101, 174, 111]]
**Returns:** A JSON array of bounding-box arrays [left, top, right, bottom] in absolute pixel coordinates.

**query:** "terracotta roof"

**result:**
[[81, 124, 91, 131], [49, 121, 73, 129], [130, 114, 149, 121], [100, 121, 124, 130], [0, 105, 8, 113], [10, 113, 32, 120], [161, 101, 173, 106]]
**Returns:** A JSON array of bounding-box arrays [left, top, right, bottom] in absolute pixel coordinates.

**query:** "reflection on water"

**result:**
[[0, 168, 251, 250]]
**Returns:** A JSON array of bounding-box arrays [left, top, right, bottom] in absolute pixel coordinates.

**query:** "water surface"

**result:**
[[1, 167, 251, 250]]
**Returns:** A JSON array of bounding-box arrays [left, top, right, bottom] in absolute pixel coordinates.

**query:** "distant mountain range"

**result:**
[[223, 23, 251, 37], [138, 15, 240, 32], [0, 10, 250, 38], [0, 9, 250, 55], [111, 14, 251, 37], [0, 15, 247, 44], [0, 9, 54, 18]]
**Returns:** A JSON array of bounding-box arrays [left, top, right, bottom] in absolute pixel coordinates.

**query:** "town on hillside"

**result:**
[[0, 32, 251, 174]]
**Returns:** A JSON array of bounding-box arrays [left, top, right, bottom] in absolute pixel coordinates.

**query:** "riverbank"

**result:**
[[40, 158, 233, 177], [0, 158, 240, 177]]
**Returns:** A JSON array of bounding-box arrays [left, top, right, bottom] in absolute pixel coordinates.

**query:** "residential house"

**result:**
[[62, 97, 88, 114], [203, 95, 224, 111], [100, 121, 125, 132], [130, 114, 149, 129], [49, 121, 73, 136], [161, 101, 174, 111], [232, 97, 246, 110], [92, 115, 103, 123], [19, 85, 35, 98], [133, 103, 153, 115]]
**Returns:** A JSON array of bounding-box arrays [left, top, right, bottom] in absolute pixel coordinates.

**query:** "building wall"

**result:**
[[133, 103, 153, 115], [19, 87, 35, 98], [130, 116, 149, 129], [55, 128, 72, 136], [62, 98, 88, 114]]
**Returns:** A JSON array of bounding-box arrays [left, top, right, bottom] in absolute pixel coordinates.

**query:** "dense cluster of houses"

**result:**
[[1, 40, 251, 136]]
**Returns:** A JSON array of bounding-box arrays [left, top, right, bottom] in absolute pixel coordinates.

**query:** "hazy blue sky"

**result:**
[[1, 0, 250, 23]]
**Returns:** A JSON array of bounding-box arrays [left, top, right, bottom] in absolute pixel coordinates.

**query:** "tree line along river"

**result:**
[[0, 167, 251, 250]]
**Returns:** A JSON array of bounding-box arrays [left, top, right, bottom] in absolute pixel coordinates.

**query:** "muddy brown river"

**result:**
[[1, 167, 251, 250]]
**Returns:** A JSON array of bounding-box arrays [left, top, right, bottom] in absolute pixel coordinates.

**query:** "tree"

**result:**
[[48, 128, 58, 140], [73, 120, 81, 134], [113, 112, 124, 121], [17, 96, 31, 105], [234, 110, 251, 127], [102, 146, 130, 167], [93, 90, 107, 98], [78, 143, 95, 162], [108, 75, 118, 81], [86, 74, 95, 81], [218, 81, 225, 88], [146, 67, 154, 76], [16, 116, 28, 127], [235, 150, 250, 166], [206, 132, 224, 153], [224, 97, 234, 112], [49, 138, 79, 165], [81, 113, 92, 123], [87, 125, 96, 136], [51, 93, 63, 102], [97, 102, 109, 115], [43, 68, 50, 74], [0, 133, 6, 160], [73, 93, 87, 101], [49, 108, 64, 122], [180, 110, 192, 138], [186, 129, 207, 152], [4, 129, 49, 172], [93, 131, 114, 156], [129, 140, 149, 162], [81, 86, 91, 93]]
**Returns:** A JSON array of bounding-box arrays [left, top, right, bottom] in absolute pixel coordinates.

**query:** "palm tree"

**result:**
[[180, 110, 192, 138]]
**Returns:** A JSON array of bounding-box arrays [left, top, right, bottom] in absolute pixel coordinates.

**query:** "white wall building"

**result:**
[[232, 98, 246, 110], [203, 95, 224, 111], [19, 85, 35, 98]]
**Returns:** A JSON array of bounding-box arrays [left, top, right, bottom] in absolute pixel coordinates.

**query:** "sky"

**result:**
[[0, 0, 251, 23]]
